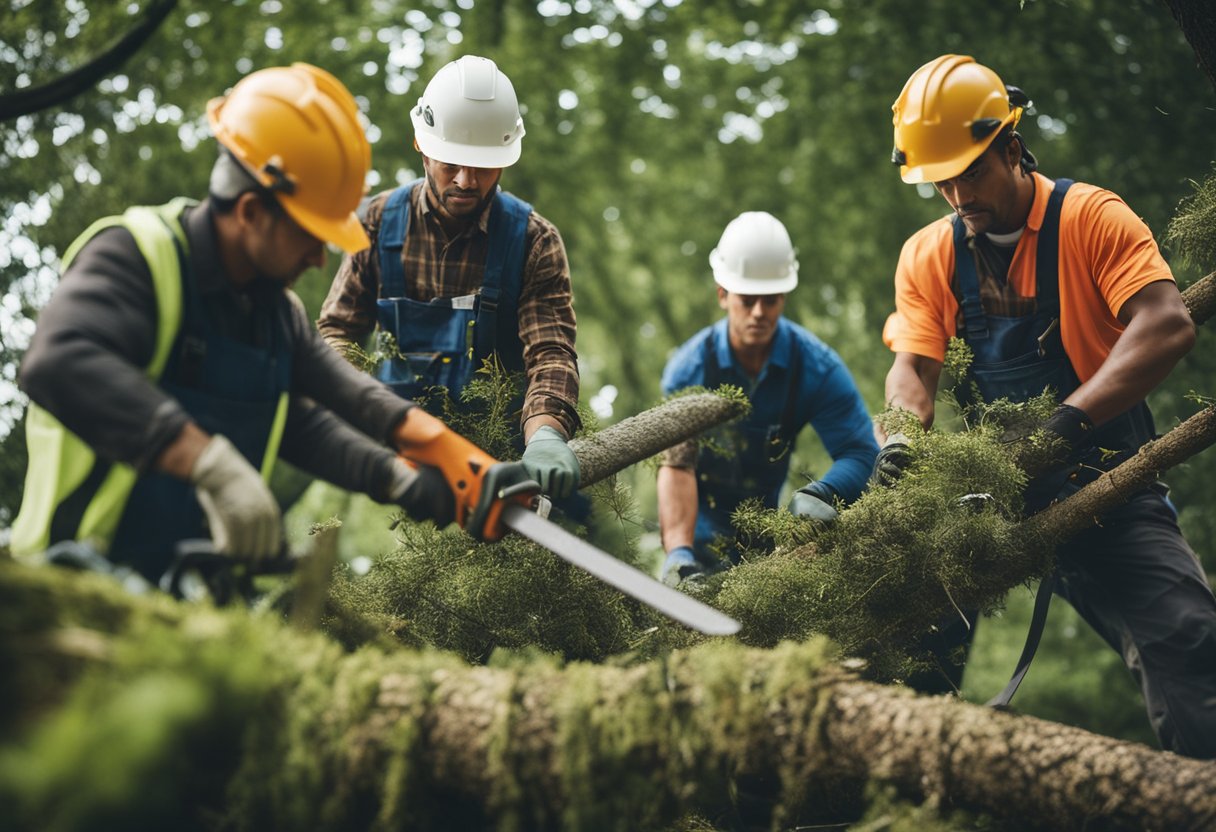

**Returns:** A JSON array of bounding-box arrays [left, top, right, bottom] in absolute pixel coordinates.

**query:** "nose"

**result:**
[[304, 238, 326, 270], [938, 178, 972, 209], [453, 166, 479, 190]]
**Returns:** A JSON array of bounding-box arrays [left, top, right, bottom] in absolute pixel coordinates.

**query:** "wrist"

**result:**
[[1045, 403, 1093, 448], [799, 480, 836, 503]]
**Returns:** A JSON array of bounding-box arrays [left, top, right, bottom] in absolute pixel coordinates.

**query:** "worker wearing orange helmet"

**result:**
[[13, 64, 534, 582], [879, 55, 1216, 758]]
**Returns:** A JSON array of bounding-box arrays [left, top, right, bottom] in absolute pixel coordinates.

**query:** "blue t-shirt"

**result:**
[[661, 317, 877, 514]]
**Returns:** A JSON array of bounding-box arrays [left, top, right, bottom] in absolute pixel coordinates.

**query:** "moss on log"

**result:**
[[3, 562, 1213, 832]]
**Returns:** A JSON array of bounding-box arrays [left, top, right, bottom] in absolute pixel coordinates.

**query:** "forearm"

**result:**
[[292, 319, 413, 445], [819, 454, 874, 505], [520, 348, 581, 438], [316, 250, 378, 355], [1066, 299, 1194, 425], [657, 465, 698, 550], [883, 352, 941, 432], [278, 397, 399, 501]]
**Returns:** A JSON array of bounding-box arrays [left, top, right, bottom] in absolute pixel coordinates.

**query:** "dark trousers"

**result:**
[[1055, 490, 1216, 758], [918, 490, 1216, 759]]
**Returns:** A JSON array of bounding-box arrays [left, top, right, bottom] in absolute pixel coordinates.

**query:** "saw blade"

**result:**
[[501, 504, 740, 636]]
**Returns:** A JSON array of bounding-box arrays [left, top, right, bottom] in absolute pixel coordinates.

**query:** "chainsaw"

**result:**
[[394, 408, 741, 636]]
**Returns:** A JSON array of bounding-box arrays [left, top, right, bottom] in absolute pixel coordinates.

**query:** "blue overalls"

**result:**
[[373, 181, 531, 407], [957, 179, 1153, 470], [694, 332, 801, 562], [927, 179, 1216, 758], [66, 250, 292, 582]]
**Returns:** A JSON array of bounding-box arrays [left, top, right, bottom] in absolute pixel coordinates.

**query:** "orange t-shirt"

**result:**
[[886, 172, 1174, 383]]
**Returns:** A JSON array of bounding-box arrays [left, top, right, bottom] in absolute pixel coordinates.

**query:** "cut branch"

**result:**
[[570, 391, 747, 487]]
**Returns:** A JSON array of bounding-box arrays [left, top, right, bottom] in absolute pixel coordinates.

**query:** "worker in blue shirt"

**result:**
[[658, 212, 879, 585]]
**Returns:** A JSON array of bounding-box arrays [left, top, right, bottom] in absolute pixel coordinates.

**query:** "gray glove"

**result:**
[[787, 480, 839, 524], [521, 425, 580, 499], [189, 434, 281, 561]]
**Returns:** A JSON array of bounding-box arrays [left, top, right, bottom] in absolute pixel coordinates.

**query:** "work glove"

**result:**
[[1023, 403, 1094, 514], [787, 480, 839, 525], [521, 425, 581, 499], [189, 434, 281, 562], [660, 545, 703, 587], [871, 432, 913, 488], [387, 458, 456, 528], [467, 461, 540, 542]]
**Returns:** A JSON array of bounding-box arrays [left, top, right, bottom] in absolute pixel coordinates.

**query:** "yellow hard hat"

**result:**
[[207, 63, 371, 253], [891, 55, 1024, 185]]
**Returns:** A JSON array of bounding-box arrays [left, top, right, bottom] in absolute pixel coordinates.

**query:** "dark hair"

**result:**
[[210, 186, 284, 217], [208, 149, 286, 216], [991, 125, 1037, 175]]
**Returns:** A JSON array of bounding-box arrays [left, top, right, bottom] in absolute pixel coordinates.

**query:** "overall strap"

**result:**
[[377, 180, 421, 299], [952, 216, 989, 341], [1034, 178, 1074, 306], [777, 339, 803, 445], [474, 189, 532, 364], [702, 329, 723, 389]]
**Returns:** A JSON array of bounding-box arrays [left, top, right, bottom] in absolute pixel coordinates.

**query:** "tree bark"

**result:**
[[1023, 403, 1216, 543], [0, 0, 179, 121], [3, 562, 1213, 832], [1015, 268, 1216, 540], [1161, 0, 1216, 93], [569, 392, 747, 487], [1181, 269, 1216, 326]]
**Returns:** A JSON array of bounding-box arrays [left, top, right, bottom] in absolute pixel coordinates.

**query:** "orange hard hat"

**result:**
[[891, 55, 1024, 185], [207, 63, 371, 253]]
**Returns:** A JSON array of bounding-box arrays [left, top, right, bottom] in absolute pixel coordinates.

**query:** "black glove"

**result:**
[[1023, 403, 1094, 513], [466, 461, 540, 542], [871, 433, 913, 488], [391, 459, 457, 528]]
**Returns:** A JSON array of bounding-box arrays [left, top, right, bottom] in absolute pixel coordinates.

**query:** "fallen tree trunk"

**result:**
[[2, 561, 1212, 832], [569, 391, 747, 487]]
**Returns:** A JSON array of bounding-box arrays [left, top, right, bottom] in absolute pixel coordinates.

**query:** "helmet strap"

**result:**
[[1013, 132, 1038, 175]]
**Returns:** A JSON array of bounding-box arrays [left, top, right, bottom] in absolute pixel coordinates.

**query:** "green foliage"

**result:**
[[328, 522, 662, 664], [1167, 166, 1216, 270], [709, 425, 1044, 681]]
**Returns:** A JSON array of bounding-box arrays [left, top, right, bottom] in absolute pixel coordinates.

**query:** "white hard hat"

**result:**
[[411, 55, 525, 168], [708, 211, 799, 294]]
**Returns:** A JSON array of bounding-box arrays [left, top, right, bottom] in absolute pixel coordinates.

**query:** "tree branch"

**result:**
[[0, 0, 178, 122], [569, 391, 748, 487]]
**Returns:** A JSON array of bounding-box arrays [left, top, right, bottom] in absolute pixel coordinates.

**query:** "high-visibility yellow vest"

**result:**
[[11, 200, 288, 556]]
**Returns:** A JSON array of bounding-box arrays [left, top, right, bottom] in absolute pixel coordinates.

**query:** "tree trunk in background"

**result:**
[[1162, 0, 1216, 92], [570, 391, 747, 487], [3, 562, 1214, 832]]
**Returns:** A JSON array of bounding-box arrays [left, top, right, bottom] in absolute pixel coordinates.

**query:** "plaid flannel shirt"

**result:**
[[318, 183, 580, 437]]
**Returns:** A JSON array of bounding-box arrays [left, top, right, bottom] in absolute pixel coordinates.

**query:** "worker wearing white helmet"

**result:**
[[319, 56, 582, 501], [657, 212, 878, 585]]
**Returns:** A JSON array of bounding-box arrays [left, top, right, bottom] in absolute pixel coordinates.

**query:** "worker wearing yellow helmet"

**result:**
[[14, 64, 534, 582], [878, 55, 1216, 759]]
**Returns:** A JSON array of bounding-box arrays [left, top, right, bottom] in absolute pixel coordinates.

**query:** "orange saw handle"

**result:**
[[393, 408, 534, 541]]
